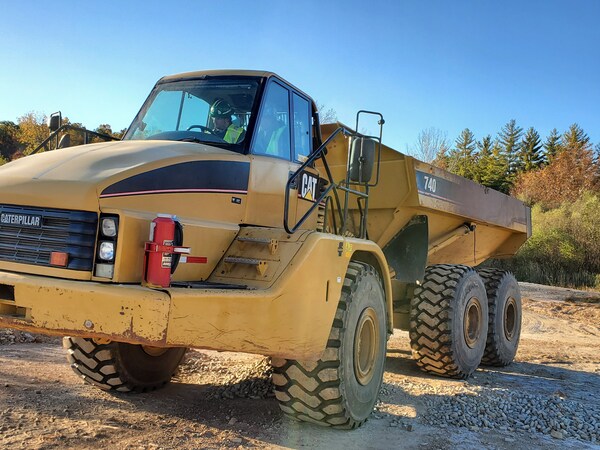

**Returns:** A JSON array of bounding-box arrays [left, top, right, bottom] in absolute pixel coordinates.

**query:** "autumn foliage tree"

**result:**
[[16, 112, 48, 154], [512, 124, 597, 208]]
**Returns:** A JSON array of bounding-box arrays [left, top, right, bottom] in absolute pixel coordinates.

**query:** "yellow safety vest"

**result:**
[[266, 126, 286, 155], [224, 125, 244, 144]]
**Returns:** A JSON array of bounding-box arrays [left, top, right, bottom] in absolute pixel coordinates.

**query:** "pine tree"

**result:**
[[498, 119, 523, 177], [474, 135, 493, 184], [562, 123, 591, 152], [480, 140, 510, 193], [543, 128, 562, 162], [519, 127, 544, 172], [478, 135, 493, 154], [447, 128, 477, 180]]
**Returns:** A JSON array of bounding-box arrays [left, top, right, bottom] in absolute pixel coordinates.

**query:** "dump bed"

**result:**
[[318, 124, 531, 267]]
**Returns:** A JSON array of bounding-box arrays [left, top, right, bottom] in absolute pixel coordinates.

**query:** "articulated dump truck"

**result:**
[[0, 70, 530, 429]]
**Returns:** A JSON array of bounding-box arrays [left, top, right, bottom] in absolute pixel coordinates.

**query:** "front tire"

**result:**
[[272, 262, 387, 429], [410, 264, 488, 378], [63, 337, 186, 392]]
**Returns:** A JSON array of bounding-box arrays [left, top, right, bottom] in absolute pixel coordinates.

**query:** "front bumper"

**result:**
[[0, 233, 345, 360], [0, 270, 170, 346]]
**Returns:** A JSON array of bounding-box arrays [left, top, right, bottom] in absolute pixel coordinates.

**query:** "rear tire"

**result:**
[[409, 264, 488, 378], [63, 337, 186, 392], [477, 268, 522, 366], [272, 262, 387, 429]]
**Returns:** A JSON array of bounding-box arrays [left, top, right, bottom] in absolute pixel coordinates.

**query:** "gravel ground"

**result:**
[[0, 282, 599, 449]]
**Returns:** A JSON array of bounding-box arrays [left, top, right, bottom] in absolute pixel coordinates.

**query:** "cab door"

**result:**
[[244, 79, 320, 231], [290, 92, 320, 230], [245, 80, 297, 228]]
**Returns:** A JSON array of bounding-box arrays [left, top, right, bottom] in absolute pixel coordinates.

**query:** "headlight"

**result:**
[[101, 218, 118, 237], [98, 242, 115, 261]]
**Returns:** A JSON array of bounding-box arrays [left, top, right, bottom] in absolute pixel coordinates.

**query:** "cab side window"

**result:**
[[252, 83, 291, 159], [292, 93, 311, 162]]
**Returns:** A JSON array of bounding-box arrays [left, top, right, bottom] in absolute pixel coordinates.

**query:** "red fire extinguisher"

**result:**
[[143, 214, 189, 288]]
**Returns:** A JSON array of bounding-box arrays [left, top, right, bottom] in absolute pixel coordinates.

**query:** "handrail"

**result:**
[[284, 126, 366, 234], [283, 112, 384, 236], [30, 124, 120, 155]]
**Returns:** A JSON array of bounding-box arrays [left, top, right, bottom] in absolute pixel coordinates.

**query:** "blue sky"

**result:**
[[1, 1, 599, 153]]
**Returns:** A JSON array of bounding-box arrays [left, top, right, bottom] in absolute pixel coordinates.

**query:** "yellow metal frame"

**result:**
[[0, 233, 391, 360]]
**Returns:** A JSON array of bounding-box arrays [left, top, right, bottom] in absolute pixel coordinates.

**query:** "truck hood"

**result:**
[[0, 140, 247, 211]]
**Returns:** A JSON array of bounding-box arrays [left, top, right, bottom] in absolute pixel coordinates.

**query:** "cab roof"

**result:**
[[159, 69, 275, 82], [158, 69, 315, 106]]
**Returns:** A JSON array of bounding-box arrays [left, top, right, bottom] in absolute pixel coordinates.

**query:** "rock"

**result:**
[[230, 438, 242, 444], [550, 430, 563, 439], [228, 417, 238, 425]]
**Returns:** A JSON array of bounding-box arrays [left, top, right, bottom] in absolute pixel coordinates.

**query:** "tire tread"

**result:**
[[409, 264, 484, 379], [272, 262, 383, 429]]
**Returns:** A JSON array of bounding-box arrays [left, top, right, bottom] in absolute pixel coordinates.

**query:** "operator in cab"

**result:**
[[210, 99, 245, 144]]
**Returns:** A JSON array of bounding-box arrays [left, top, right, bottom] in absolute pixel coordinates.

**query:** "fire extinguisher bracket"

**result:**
[[144, 242, 190, 254]]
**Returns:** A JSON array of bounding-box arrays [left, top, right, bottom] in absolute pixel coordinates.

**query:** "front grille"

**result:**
[[0, 204, 98, 271]]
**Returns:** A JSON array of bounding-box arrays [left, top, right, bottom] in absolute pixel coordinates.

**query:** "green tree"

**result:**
[[0, 121, 21, 160], [543, 128, 562, 162], [480, 140, 510, 193], [447, 128, 477, 179], [498, 119, 523, 177], [478, 134, 493, 154], [519, 127, 544, 171], [474, 135, 493, 184], [562, 123, 591, 152]]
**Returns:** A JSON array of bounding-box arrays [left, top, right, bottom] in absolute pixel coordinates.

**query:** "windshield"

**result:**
[[123, 77, 261, 151]]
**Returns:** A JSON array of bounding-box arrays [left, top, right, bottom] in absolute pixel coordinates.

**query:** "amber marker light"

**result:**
[[50, 252, 69, 267]]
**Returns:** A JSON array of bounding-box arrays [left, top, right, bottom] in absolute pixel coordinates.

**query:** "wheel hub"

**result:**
[[354, 307, 380, 386], [141, 345, 169, 357], [504, 297, 517, 341], [463, 297, 482, 349]]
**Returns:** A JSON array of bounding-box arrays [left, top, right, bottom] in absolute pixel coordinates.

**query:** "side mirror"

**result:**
[[348, 137, 376, 183], [47, 112, 62, 132]]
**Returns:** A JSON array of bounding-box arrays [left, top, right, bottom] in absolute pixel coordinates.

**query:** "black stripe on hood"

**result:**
[[101, 160, 250, 197]]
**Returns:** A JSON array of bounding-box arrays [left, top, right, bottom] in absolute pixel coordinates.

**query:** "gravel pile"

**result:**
[[208, 357, 274, 400], [423, 388, 600, 443], [0, 329, 36, 345], [176, 352, 274, 400]]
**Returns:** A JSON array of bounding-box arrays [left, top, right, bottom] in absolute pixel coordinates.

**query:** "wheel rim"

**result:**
[[463, 297, 482, 348], [141, 345, 168, 357], [354, 307, 380, 386], [504, 297, 517, 341]]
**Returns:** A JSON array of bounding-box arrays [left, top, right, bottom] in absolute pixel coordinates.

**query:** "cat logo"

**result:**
[[298, 171, 318, 202]]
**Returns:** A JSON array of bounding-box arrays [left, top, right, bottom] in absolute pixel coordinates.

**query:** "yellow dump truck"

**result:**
[[0, 70, 530, 428]]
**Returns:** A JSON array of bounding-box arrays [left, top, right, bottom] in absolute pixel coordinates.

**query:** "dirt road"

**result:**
[[1, 283, 599, 449]]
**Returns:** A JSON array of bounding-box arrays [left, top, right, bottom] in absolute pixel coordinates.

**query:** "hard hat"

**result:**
[[210, 99, 234, 118]]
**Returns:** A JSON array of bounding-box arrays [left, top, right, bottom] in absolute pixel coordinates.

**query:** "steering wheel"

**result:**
[[187, 125, 213, 133]]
